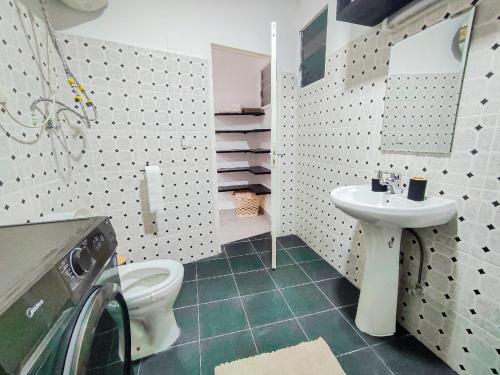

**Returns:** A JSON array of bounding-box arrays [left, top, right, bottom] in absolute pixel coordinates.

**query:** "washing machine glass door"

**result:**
[[63, 283, 131, 375]]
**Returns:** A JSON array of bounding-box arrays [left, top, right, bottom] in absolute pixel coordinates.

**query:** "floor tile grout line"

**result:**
[[196, 255, 228, 263], [169, 327, 249, 350], [196, 272, 234, 281], [289, 250, 339, 311], [177, 235, 397, 370], [174, 303, 200, 310], [223, 251, 258, 259], [195, 241, 330, 275], [224, 244, 260, 355], [276, 237, 309, 251], [234, 294, 258, 354], [176, 278, 355, 311], [291, 244, 397, 375], [200, 328, 252, 343], [283, 245, 397, 374], [249, 307, 337, 330], [368, 337, 409, 349], [192, 235, 394, 372], [222, 236, 310, 255], [336, 306, 397, 375], [335, 346, 370, 358], [176, 235, 402, 374], [258, 252, 341, 269], [250, 240, 311, 342], [170, 307, 341, 351], [221, 242, 313, 260], [172, 304, 407, 351], [249, 316, 299, 331], [172, 307, 339, 349], [367, 347, 396, 375], [169, 338, 201, 350], [260, 268, 311, 342], [195, 262, 346, 281], [223, 234, 271, 245], [217, 275, 340, 294]]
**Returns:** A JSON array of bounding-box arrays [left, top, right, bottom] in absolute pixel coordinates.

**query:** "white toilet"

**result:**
[[118, 260, 184, 360]]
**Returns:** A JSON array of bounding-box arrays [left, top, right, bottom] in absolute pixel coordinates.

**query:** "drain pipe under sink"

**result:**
[[403, 228, 424, 296]]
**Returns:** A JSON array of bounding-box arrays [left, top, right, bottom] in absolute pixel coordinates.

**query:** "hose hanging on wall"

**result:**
[[1, 4, 57, 130], [39, 0, 98, 127], [0, 0, 98, 131]]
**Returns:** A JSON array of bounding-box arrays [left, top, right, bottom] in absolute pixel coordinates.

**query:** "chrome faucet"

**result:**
[[379, 171, 403, 194]]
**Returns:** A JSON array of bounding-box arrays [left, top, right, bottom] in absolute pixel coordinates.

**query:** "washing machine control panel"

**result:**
[[59, 239, 94, 290], [58, 219, 117, 294], [58, 256, 80, 291], [91, 234, 104, 251]]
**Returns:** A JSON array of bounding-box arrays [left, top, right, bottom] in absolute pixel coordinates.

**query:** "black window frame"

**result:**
[[300, 7, 328, 88]]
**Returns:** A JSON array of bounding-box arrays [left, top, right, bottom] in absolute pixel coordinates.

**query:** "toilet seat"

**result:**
[[119, 260, 184, 310]]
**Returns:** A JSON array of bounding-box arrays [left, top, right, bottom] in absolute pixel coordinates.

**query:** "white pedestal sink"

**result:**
[[330, 185, 456, 336]]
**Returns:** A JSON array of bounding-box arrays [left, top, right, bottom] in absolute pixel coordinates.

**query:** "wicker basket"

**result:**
[[232, 190, 261, 218]]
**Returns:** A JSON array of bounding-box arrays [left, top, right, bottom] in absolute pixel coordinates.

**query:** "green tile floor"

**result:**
[[134, 234, 456, 375]]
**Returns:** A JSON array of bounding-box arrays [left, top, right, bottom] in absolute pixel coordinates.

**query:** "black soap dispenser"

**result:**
[[372, 171, 388, 192]]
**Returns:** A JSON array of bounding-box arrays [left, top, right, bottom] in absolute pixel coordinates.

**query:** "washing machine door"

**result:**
[[63, 283, 131, 375]]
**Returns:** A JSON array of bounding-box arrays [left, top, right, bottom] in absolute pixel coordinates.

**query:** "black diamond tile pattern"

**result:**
[[277, 1, 499, 373], [0, 0, 219, 265], [0, 0, 498, 374]]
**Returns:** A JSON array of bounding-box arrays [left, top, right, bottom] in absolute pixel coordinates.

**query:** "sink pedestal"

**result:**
[[355, 224, 401, 336], [331, 185, 457, 336]]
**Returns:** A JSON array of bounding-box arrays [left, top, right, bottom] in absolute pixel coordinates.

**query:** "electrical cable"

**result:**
[[39, 0, 98, 126], [0, 6, 57, 129]]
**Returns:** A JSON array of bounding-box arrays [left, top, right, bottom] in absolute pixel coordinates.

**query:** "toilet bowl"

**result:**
[[118, 260, 184, 360]]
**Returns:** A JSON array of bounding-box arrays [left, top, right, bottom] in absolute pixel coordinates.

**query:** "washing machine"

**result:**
[[0, 217, 131, 375]]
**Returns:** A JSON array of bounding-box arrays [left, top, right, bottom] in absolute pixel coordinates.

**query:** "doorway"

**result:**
[[211, 44, 272, 245]]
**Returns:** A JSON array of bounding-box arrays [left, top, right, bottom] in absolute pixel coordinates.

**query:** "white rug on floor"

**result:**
[[214, 338, 346, 375]]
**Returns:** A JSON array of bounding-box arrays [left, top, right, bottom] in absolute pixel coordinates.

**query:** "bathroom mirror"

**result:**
[[381, 8, 475, 154]]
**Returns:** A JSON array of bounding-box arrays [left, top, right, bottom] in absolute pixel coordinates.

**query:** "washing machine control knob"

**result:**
[[71, 247, 92, 276]]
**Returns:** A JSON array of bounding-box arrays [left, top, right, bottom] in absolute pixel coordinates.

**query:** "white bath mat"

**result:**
[[214, 337, 346, 375]]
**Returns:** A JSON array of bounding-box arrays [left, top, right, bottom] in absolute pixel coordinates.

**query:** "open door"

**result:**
[[270, 22, 280, 270]]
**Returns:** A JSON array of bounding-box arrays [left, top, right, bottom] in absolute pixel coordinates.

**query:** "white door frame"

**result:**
[[270, 21, 281, 270], [206, 45, 222, 257]]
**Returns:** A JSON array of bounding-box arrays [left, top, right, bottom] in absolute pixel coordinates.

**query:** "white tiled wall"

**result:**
[[1, 0, 498, 372], [280, 0, 500, 374], [277, 73, 298, 236], [0, 0, 219, 263]]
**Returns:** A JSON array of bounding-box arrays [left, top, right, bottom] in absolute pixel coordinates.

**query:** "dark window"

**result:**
[[300, 8, 328, 87]]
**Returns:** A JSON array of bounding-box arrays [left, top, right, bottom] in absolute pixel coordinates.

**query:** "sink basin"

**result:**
[[330, 185, 456, 337], [330, 185, 457, 228]]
